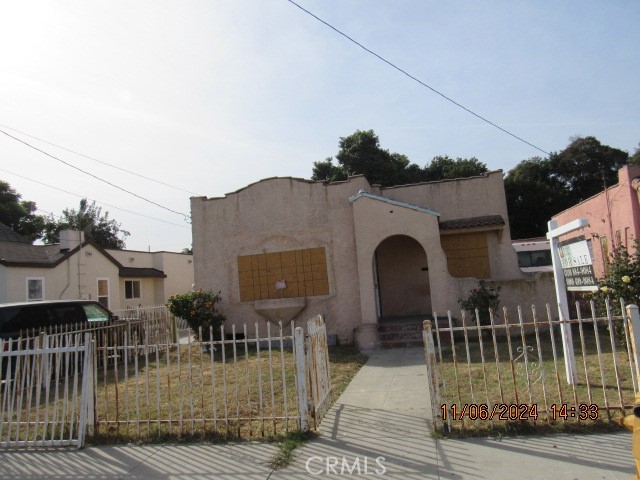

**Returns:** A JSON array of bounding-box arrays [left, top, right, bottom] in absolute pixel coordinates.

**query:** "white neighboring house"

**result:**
[[512, 237, 553, 273], [0, 224, 194, 310]]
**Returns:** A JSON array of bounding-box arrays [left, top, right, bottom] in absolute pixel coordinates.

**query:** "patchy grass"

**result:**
[[268, 430, 318, 470], [435, 324, 634, 437], [88, 342, 368, 445]]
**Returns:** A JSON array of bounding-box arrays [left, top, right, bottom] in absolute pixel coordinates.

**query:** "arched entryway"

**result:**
[[373, 235, 432, 319]]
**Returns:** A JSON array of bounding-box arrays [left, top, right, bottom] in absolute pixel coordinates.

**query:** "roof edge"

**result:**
[[348, 191, 440, 216]]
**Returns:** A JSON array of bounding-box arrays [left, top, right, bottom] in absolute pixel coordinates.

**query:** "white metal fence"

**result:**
[[2, 309, 331, 447], [0, 333, 95, 448], [424, 299, 638, 434]]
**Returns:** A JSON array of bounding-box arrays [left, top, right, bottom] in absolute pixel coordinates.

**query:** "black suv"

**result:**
[[0, 300, 118, 341], [1, 300, 119, 387]]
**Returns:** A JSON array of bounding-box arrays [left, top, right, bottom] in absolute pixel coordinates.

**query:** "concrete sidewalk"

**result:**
[[274, 347, 635, 479], [0, 347, 635, 479]]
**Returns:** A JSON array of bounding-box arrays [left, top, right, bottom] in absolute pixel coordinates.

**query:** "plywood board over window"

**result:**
[[440, 232, 490, 278], [238, 247, 329, 302]]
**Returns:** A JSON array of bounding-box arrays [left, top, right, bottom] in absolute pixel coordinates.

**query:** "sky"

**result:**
[[1, 1, 639, 252]]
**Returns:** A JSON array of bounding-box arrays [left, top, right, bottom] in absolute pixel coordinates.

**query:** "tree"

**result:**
[[182, 247, 193, 255], [43, 199, 130, 249], [630, 143, 640, 165], [505, 136, 631, 240], [311, 158, 347, 183], [504, 157, 572, 239], [424, 155, 488, 182], [0, 180, 46, 242], [311, 130, 487, 187], [550, 136, 629, 202]]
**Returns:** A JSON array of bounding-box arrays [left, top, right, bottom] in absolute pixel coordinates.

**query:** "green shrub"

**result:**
[[458, 280, 501, 326], [166, 289, 225, 341], [589, 241, 640, 340]]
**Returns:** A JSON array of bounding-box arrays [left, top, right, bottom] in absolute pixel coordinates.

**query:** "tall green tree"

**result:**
[[424, 155, 488, 182], [505, 136, 631, 239], [43, 199, 130, 249], [504, 157, 572, 239], [311, 130, 487, 186], [0, 180, 46, 242], [550, 136, 629, 201]]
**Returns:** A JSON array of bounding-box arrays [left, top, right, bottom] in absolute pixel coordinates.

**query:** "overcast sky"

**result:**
[[1, 1, 638, 251]]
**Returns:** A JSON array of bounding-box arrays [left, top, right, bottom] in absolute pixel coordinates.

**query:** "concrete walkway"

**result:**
[[0, 347, 635, 479], [274, 347, 636, 479]]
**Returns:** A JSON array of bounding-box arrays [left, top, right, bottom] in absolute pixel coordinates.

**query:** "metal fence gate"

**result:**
[[1, 333, 95, 449], [305, 315, 331, 429]]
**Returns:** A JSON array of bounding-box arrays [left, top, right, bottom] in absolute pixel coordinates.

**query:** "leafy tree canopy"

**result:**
[[424, 155, 488, 182], [505, 136, 631, 239], [549, 136, 629, 202], [630, 143, 640, 165], [311, 130, 488, 186], [0, 180, 46, 242], [43, 199, 130, 249]]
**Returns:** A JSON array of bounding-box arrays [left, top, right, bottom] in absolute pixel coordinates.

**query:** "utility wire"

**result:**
[[0, 168, 191, 229], [0, 128, 191, 221], [0, 122, 199, 195], [287, 0, 551, 156]]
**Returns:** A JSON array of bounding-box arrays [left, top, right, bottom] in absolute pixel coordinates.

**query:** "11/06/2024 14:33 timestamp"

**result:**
[[441, 403, 599, 421]]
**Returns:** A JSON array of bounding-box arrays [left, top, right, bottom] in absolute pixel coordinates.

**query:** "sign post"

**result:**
[[546, 219, 590, 385]]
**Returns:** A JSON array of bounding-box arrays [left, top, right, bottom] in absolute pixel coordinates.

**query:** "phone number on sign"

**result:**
[[441, 404, 599, 421]]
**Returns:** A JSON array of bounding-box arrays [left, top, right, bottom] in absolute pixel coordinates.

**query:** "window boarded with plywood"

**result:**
[[440, 232, 490, 278], [237, 247, 329, 302]]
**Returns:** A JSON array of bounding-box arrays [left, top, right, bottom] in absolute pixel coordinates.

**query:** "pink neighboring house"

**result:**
[[552, 165, 640, 278]]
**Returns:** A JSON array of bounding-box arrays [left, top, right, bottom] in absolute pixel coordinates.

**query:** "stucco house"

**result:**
[[0, 226, 194, 311], [191, 171, 554, 348], [552, 164, 640, 278]]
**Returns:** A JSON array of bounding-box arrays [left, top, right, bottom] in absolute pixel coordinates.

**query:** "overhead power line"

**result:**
[[0, 123, 199, 195], [0, 168, 190, 229], [287, 0, 551, 156], [0, 128, 191, 221]]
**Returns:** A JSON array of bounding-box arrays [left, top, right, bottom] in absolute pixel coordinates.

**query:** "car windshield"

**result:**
[[83, 304, 110, 322]]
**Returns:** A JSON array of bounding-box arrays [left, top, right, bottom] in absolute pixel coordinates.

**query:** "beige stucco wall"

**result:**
[[383, 171, 523, 280], [191, 176, 372, 342], [350, 195, 457, 325], [191, 173, 555, 346]]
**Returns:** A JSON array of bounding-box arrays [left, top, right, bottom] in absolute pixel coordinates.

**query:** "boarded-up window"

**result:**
[[440, 233, 490, 278], [237, 247, 329, 302]]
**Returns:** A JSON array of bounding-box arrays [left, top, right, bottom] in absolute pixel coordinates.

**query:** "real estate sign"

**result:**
[[558, 236, 598, 291]]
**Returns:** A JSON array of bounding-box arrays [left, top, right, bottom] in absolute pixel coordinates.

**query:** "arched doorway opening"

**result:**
[[373, 235, 432, 319]]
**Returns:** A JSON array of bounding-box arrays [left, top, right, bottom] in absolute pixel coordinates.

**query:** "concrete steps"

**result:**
[[377, 317, 427, 349]]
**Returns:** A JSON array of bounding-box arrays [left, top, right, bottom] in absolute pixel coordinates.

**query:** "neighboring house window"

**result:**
[[26, 277, 44, 301], [125, 280, 141, 299], [517, 250, 552, 268], [97, 278, 110, 309]]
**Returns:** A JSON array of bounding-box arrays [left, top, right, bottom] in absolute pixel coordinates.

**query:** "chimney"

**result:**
[[60, 229, 84, 252]]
